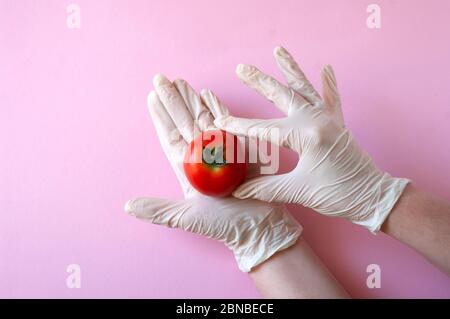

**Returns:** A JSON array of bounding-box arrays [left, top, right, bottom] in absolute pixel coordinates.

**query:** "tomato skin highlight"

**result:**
[[183, 130, 247, 197]]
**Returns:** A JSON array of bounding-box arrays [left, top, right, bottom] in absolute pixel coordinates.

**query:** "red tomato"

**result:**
[[184, 130, 247, 197]]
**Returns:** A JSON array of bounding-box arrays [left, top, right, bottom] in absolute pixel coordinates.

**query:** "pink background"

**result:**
[[1, 0, 450, 298]]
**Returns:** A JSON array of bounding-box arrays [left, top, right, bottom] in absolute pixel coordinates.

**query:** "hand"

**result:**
[[124, 74, 301, 272], [214, 46, 410, 232]]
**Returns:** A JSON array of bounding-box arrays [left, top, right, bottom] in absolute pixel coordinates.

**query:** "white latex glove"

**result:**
[[214, 47, 410, 233], [124, 74, 301, 272]]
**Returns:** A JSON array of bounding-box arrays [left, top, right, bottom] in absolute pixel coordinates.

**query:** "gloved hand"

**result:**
[[214, 46, 410, 233], [124, 74, 301, 272]]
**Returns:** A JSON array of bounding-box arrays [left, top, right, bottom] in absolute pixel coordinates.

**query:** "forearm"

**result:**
[[381, 184, 450, 274], [249, 237, 349, 299]]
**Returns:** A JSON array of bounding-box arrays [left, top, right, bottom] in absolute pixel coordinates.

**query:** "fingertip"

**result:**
[[236, 63, 256, 77], [124, 199, 135, 214], [273, 46, 282, 55], [322, 64, 334, 76], [152, 73, 163, 85], [200, 89, 214, 107], [236, 63, 245, 75], [173, 78, 187, 86], [321, 65, 337, 87], [153, 73, 170, 88], [173, 78, 192, 96], [200, 88, 213, 100], [273, 46, 288, 58]]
